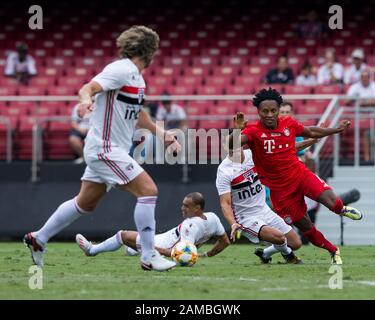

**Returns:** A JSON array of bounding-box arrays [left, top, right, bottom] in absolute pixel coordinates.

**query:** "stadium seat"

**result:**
[[314, 85, 342, 95], [284, 85, 313, 95], [199, 119, 228, 129]]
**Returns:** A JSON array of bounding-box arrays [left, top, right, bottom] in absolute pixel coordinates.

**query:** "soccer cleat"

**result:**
[[141, 250, 176, 272], [340, 206, 363, 220], [331, 248, 343, 265], [75, 234, 95, 256], [23, 232, 45, 267], [282, 251, 304, 264], [254, 248, 272, 264]]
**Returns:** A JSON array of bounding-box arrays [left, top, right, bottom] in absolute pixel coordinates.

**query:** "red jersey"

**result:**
[[241, 116, 307, 190]]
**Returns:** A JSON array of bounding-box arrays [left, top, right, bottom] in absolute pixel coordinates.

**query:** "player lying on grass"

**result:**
[[76, 192, 230, 259], [229, 87, 363, 264], [217, 139, 303, 264]]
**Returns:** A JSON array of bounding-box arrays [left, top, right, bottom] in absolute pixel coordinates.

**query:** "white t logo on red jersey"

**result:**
[[264, 139, 275, 153]]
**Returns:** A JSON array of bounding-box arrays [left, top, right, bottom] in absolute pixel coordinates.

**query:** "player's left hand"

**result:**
[[230, 223, 241, 242], [337, 119, 351, 132]]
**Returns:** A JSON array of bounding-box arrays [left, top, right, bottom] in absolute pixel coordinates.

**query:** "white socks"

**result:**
[[262, 241, 292, 259], [36, 198, 90, 245], [134, 196, 157, 262], [90, 231, 123, 255]]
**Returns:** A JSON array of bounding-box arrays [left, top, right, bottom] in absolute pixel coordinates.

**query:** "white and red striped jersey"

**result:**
[[216, 149, 270, 218], [85, 58, 146, 154]]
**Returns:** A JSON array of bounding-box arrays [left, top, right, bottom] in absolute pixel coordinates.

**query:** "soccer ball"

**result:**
[[171, 241, 198, 267]]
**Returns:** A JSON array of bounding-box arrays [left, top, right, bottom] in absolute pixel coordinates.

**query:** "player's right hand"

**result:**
[[233, 112, 247, 130], [77, 100, 93, 118], [230, 223, 241, 242], [337, 119, 351, 132]]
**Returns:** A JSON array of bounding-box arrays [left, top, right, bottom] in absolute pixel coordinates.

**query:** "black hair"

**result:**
[[186, 192, 205, 210], [252, 87, 283, 108]]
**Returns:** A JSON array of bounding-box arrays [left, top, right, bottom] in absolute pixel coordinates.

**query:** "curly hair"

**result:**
[[116, 25, 160, 67], [252, 87, 283, 108]]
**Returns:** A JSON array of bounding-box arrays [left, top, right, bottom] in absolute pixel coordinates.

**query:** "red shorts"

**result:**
[[269, 169, 331, 225]]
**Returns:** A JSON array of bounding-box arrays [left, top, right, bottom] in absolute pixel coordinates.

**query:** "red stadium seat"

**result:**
[[48, 87, 76, 95], [303, 100, 329, 114], [284, 85, 313, 95], [196, 85, 224, 95], [208, 103, 236, 115], [199, 119, 228, 130], [18, 86, 46, 96], [58, 77, 87, 88], [0, 87, 17, 95], [314, 85, 342, 95], [225, 85, 250, 95]]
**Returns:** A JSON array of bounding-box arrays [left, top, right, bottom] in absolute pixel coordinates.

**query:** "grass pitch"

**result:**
[[1, 242, 375, 299]]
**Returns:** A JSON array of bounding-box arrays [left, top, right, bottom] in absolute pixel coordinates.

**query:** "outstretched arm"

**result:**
[[138, 109, 181, 151], [300, 120, 351, 139], [295, 122, 329, 152], [295, 138, 318, 152], [199, 234, 230, 258]]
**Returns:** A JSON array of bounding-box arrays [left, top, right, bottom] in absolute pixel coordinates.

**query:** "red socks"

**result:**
[[332, 197, 344, 214], [302, 226, 337, 253]]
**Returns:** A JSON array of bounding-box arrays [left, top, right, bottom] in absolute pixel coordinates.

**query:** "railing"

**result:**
[[2, 94, 373, 182], [313, 96, 375, 179]]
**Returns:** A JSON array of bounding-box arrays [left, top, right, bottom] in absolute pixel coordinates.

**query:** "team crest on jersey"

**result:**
[[251, 221, 258, 227], [138, 88, 145, 104], [284, 215, 292, 225], [243, 170, 256, 182], [283, 128, 290, 136]]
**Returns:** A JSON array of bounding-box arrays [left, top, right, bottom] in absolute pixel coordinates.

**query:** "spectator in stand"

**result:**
[[264, 56, 294, 85], [4, 43, 37, 85], [344, 49, 368, 85], [156, 93, 187, 130], [69, 103, 91, 164], [317, 49, 344, 85], [298, 10, 325, 39], [347, 69, 375, 162], [296, 61, 317, 86]]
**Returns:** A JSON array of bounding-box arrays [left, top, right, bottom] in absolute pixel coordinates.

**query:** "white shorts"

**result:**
[[236, 208, 292, 244], [81, 147, 144, 191], [135, 228, 180, 252]]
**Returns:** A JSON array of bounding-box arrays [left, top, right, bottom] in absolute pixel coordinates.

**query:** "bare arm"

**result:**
[[295, 138, 318, 152], [138, 109, 181, 151], [137, 109, 164, 137], [219, 193, 241, 242], [77, 80, 103, 117], [201, 234, 230, 257], [300, 120, 351, 139]]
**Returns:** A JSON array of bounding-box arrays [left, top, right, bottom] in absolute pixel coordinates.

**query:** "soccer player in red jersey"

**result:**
[[231, 88, 363, 264]]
